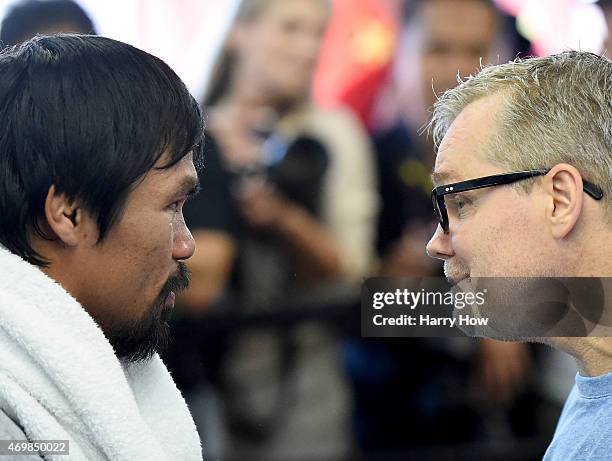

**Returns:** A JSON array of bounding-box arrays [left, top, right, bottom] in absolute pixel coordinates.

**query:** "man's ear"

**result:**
[[545, 163, 584, 239], [44, 185, 83, 247]]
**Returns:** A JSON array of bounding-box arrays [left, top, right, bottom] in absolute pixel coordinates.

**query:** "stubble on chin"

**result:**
[[106, 262, 191, 363], [444, 259, 470, 284]]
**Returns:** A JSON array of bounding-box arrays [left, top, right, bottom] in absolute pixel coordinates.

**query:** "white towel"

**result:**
[[0, 245, 203, 461]]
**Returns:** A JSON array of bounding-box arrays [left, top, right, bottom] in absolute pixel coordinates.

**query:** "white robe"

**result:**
[[0, 246, 202, 460]]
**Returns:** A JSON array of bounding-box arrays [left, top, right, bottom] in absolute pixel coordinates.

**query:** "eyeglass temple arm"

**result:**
[[435, 170, 548, 195], [437, 171, 603, 200], [582, 179, 604, 200]]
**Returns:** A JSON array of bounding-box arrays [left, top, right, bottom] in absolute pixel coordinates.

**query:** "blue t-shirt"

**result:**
[[544, 372, 612, 460]]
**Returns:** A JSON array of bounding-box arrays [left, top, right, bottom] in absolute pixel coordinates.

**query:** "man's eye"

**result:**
[[169, 192, 196, 214], [169, 201, 182, 213], [448, 196, 472, 217]]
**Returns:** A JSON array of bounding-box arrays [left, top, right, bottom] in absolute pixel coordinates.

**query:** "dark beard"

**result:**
[[106, 262, 191, 363]]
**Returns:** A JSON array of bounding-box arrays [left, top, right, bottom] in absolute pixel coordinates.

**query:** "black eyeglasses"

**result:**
[[431, 169, 604, 233]]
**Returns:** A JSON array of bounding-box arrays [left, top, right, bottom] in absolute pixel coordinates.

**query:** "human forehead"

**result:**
[[133, 153, 198, 199], [433, 94, 505, 185], [259, 0, 330, 24], [421, 0, 497, 40]]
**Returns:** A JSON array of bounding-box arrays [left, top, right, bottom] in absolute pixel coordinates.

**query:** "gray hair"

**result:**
[[431, 51, 612, 216]]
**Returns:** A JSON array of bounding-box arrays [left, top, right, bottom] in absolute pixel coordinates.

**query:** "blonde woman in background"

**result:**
[[173, 1, 379, 460]]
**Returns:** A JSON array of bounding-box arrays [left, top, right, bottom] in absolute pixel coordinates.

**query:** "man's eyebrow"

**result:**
[[431, 170, 457, 186], [176, 176, 201, 197]]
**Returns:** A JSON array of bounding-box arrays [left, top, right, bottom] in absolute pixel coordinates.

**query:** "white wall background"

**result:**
[[0, 0, 241, 101], [0, 0, 608, 100]]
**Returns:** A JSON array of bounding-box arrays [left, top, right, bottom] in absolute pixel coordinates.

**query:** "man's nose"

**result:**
[[426, 224, 454, 261], [173, 223, 196, 261]]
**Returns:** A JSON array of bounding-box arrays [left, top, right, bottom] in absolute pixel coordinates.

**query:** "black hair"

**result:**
[[0, 0, 96, 46], [0, 34, 205, 266]]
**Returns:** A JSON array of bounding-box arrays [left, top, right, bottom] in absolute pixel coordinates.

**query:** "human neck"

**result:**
[[551, 337, 612, 377], [224, 65, 279, 110], [547, 276, 612, 377], [566, 229, 612, 374], [225, 68, 301, 116]]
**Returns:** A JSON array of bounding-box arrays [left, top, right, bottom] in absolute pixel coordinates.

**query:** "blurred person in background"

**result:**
[[343, 0, 538, 457], [602, 0, 612, 55], [375, 0, 502, 266], [0, 0, 96, 47], [164, 0, 379, 460]]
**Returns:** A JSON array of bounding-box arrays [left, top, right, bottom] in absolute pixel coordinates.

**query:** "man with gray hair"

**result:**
[[426, 50, 611, 459]]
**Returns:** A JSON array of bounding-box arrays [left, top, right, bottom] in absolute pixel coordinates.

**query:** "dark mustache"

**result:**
[[160, 262, 191, 298]]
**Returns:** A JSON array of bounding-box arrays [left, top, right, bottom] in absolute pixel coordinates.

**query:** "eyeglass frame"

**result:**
[[431, 169, 604, 233]]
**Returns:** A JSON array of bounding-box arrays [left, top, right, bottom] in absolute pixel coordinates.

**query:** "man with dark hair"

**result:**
[[0, 34, 204, 460], [0, 0, 96, 46]]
